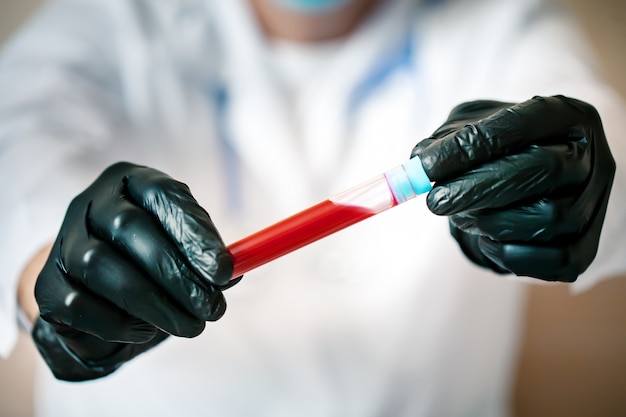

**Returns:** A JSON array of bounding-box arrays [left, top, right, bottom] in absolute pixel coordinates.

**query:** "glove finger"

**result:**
[[450, 196, 576, 242], [413, 95, 595, 181], [478, 238, 579, 282], [426, 141, 589, 215], [35, 256, 158, 343], [452, 164, 611, 242], [33, 316, 169, 382], [125, 165, 233, 286], [89, 198, 227, 322], [477, 191, 609, 282], [428, 100, 516, 139], [62, 237, 209, 337], [218, 275, 243, 290], [55, 325, 168, 371], [32, 317, 120, 381], [449, 223, 508, 274]]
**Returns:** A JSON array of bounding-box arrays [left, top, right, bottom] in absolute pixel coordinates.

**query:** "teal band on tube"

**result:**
[[403, 157, 432, 195], [385, 166, 414, 203], [384, 157, 432, 204]]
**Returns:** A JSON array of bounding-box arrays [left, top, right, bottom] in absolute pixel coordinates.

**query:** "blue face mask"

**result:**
[[269, 0, 352, 14]]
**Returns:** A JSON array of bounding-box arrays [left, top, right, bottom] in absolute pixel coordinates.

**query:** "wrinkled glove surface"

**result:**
[[33, 162, 236, 381], [412, 95, 615, 282]]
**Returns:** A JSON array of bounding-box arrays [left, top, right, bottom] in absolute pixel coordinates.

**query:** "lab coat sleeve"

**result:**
[[0, 0, 131, 357]]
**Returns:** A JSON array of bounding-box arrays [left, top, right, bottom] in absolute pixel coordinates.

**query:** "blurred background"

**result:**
[[0, 1, 624, 416]]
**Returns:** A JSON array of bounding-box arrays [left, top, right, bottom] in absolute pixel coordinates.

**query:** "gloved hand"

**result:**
[[32, 162, 238, 381], [411, 95, 615, 282]]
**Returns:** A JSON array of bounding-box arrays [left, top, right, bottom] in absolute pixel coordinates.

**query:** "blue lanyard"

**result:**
[[347, 29, 417, 119], [209, 83, 244, 213]]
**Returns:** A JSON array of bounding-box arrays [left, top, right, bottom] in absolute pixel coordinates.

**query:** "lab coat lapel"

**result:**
[[295, 0, 419, 191], [208, 0, 310, 214]]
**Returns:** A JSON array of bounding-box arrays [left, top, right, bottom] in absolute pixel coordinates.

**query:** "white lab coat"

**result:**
[[1, 0, 625, 416]]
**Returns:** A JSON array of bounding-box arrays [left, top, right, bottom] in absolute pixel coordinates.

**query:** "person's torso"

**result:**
[[37, 0, 597, 415]]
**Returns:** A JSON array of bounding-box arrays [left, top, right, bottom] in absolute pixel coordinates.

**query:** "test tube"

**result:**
[[227, 157, 432, 279]]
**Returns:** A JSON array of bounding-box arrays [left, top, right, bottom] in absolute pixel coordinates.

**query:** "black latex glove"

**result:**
[[32, 162, 238, 381], [411, 95, 615, 282]]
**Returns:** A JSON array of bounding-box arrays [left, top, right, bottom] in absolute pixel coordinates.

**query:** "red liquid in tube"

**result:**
[[228, 200, 384, 278]]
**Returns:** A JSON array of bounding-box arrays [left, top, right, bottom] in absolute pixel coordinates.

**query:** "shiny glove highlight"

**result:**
[[33, 162, 236, 381], [412, 95, 615, 282]]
